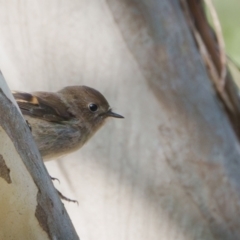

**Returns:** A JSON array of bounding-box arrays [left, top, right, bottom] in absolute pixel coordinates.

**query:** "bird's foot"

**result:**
[[51, 177, 60, 184], [56, 189, 79, 205], [50, 176, 78, 204]]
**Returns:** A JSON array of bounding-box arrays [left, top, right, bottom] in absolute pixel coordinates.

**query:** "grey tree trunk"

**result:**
[[0, 0, 239, 239]]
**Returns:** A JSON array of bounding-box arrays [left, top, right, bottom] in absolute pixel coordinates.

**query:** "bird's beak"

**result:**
[[107, 110, 124, 119]]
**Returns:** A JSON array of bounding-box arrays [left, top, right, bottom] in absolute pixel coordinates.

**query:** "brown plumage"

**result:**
[[13, 86, 123, 161]]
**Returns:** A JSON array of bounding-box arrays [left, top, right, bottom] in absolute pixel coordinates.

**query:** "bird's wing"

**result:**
[[12, 91, 76, 122]]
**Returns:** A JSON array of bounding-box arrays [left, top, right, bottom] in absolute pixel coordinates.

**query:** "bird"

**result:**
[[13, 85, 123, 161]]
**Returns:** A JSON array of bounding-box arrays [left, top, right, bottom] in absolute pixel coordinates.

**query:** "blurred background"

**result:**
[[0, 1, 239, 239], [214, 0, 240, 64], [213, 0, 240, 86]]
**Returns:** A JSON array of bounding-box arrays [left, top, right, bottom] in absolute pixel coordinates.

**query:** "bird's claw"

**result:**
[[51, 177, 60, 184], [57, 190, 79, 205]]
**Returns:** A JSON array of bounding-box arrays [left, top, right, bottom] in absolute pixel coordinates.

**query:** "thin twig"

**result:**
[[181, 0, 234, 111], [204, 0, 227, 89]]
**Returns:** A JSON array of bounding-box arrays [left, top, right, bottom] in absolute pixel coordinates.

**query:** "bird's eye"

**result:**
[[88, 103, 98, 112]]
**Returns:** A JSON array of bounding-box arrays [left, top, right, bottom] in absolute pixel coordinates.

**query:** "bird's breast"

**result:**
[[25, 116, 86, 161]]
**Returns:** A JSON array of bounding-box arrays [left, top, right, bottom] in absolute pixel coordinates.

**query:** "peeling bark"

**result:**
[[0, 154, 12, 184]]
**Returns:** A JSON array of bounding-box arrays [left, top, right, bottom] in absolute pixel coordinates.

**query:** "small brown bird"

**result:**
[[13, 86, 123, 161]]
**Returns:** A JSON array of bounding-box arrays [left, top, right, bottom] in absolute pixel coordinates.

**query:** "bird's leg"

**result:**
[[50, 176, 78, 204], [56, 189, 79, 205], [51, 176, 60, 184]]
